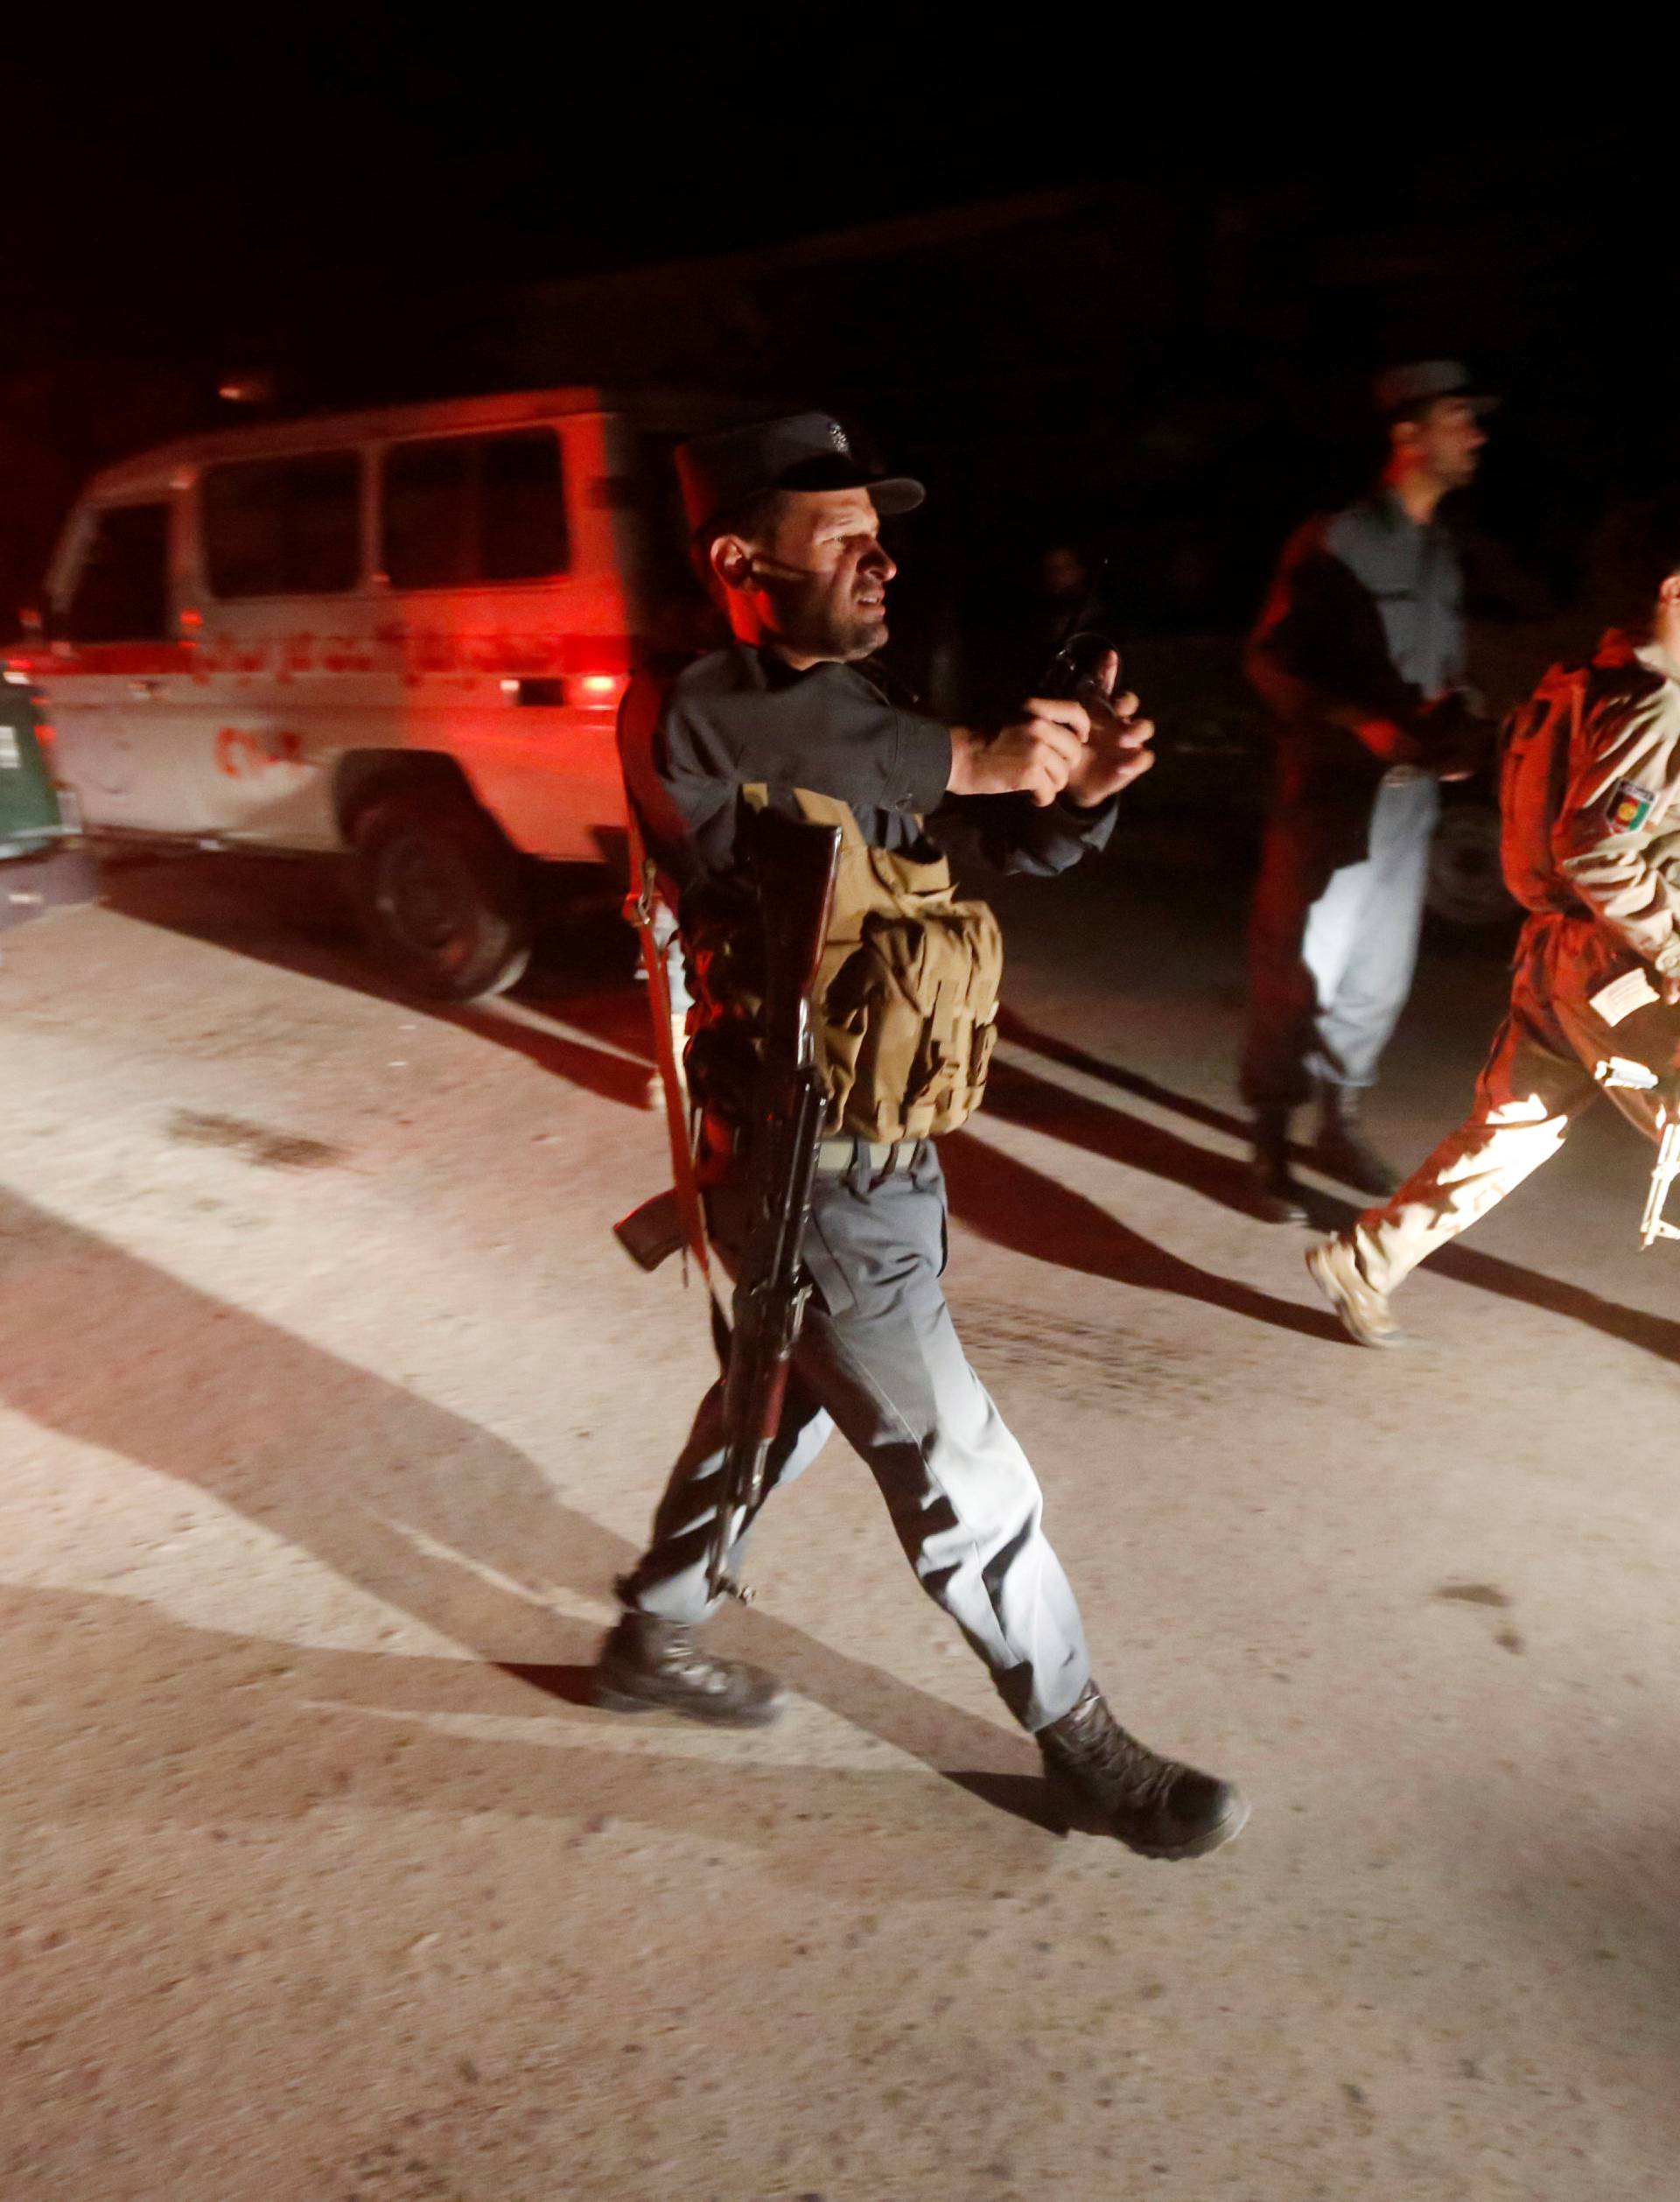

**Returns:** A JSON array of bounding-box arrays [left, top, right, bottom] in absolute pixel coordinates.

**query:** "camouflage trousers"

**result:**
[[1346, 912, 1680, 1295]]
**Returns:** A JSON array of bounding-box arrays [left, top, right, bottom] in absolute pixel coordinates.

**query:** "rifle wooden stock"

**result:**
[[705, 806, 843, 1599]]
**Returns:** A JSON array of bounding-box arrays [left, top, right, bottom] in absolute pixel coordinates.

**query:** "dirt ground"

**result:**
[[2, 839, 1677, 2202]]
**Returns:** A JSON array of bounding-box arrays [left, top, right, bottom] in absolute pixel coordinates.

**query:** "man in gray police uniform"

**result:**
[[1241, 361, 1494, 1220], [594, 413, 1249, 1862]]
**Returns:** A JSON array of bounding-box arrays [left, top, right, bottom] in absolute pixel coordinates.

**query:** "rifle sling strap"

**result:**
[[624, 803, 716, 1298]]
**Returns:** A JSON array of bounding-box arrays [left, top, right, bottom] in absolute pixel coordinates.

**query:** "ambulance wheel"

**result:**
[[1425, 799, 1512, 931], [351, 791, 532, 1000]]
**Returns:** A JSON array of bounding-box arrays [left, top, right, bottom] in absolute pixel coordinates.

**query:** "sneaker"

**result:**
[[590, 1612, 788, 1728], [1306, 1237, 1404, 1349], [1038, 1684, 1250, 1861]]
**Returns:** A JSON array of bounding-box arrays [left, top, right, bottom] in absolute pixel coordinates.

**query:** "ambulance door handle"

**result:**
[[128, 679, 160, 699]]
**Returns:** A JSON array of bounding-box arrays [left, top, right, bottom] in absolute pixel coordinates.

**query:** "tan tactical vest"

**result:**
[[694, 786, 1004, 1142]]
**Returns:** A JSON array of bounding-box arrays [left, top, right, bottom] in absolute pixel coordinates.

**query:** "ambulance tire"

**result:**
[[351, 790, 533, 1000], [1425, 798, 1514, 932]]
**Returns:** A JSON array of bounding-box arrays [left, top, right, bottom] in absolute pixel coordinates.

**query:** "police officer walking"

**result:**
[[594, 414, 1249, 1862], [1309, 533, 1680, 1343], [1241, 361, 1494, 1220]]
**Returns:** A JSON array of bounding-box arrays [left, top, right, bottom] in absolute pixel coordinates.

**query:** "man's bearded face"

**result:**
[[730, 489, 895, 663]]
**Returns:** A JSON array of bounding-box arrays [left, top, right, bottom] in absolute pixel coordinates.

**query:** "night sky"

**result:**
[[12, 41, 1029, 361], [7, 42, 1677, 642], [16, 49, 1642, 371]]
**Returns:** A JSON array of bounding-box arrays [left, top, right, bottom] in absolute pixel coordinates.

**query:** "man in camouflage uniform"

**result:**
[[1309, 550, 1680, 1345]]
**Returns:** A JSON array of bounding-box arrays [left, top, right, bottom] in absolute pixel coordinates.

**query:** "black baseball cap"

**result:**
[[1372, 360, 1499, 419], [675, 411, 925, 538]]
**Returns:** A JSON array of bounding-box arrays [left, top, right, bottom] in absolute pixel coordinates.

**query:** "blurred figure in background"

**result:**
[[1239, 361, 1495, 1221], [1020, 543, 1095, 670]]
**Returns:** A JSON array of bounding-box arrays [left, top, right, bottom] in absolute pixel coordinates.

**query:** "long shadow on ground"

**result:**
[[998, 1007, 1254, 1146], [0, 1188, 1066, 1876], [982, 1052, 1264, 1220], [94, 855, 1680, 1368], [942, 1126, 1340, 1344], [1002, 1009, 1680, 1369], [1298, 1181, 1680, 1367], [0, 1578, 1062, 1895], [95, 851, 655, 1112]]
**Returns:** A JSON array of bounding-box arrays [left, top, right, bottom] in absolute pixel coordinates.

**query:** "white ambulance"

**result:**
[[14, 387, 728, 997]]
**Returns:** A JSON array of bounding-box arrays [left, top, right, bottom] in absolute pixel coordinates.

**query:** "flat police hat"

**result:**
[[675, 412, 925, 538], [1372, 359, 1500, 419]]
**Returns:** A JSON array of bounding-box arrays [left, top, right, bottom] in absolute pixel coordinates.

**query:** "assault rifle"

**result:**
[[1592, 1055, 1680, 1248], [1641, 1113, 1680, 1249], [706, 803, 843, 1598]]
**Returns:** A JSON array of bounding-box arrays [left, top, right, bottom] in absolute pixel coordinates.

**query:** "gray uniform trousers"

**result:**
[[620, 1139, 1095, 1735], [1243, 770, 1440, 1106]]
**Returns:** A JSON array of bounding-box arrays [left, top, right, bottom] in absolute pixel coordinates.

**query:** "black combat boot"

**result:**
[[590, 1611, 788, 1728], [1038, 1684, 1250, 1860], [1248, 1106, 1307, 1224], [1314, 1084, 1401, 1198]]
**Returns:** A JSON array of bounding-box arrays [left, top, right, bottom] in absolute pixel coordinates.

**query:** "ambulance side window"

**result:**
[[481, 431, 568, 580], [202, 452, 362, 599], [382, 439, 472, 589], [382, 429, 567, 590], [64, 502, 172, 642]]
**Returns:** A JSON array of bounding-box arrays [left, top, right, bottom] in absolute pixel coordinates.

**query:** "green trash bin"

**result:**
[[0, 685, 97, 932]]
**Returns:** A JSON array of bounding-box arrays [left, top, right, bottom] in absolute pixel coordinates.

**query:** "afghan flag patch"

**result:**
[[1607, 778, 1658, 832]]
